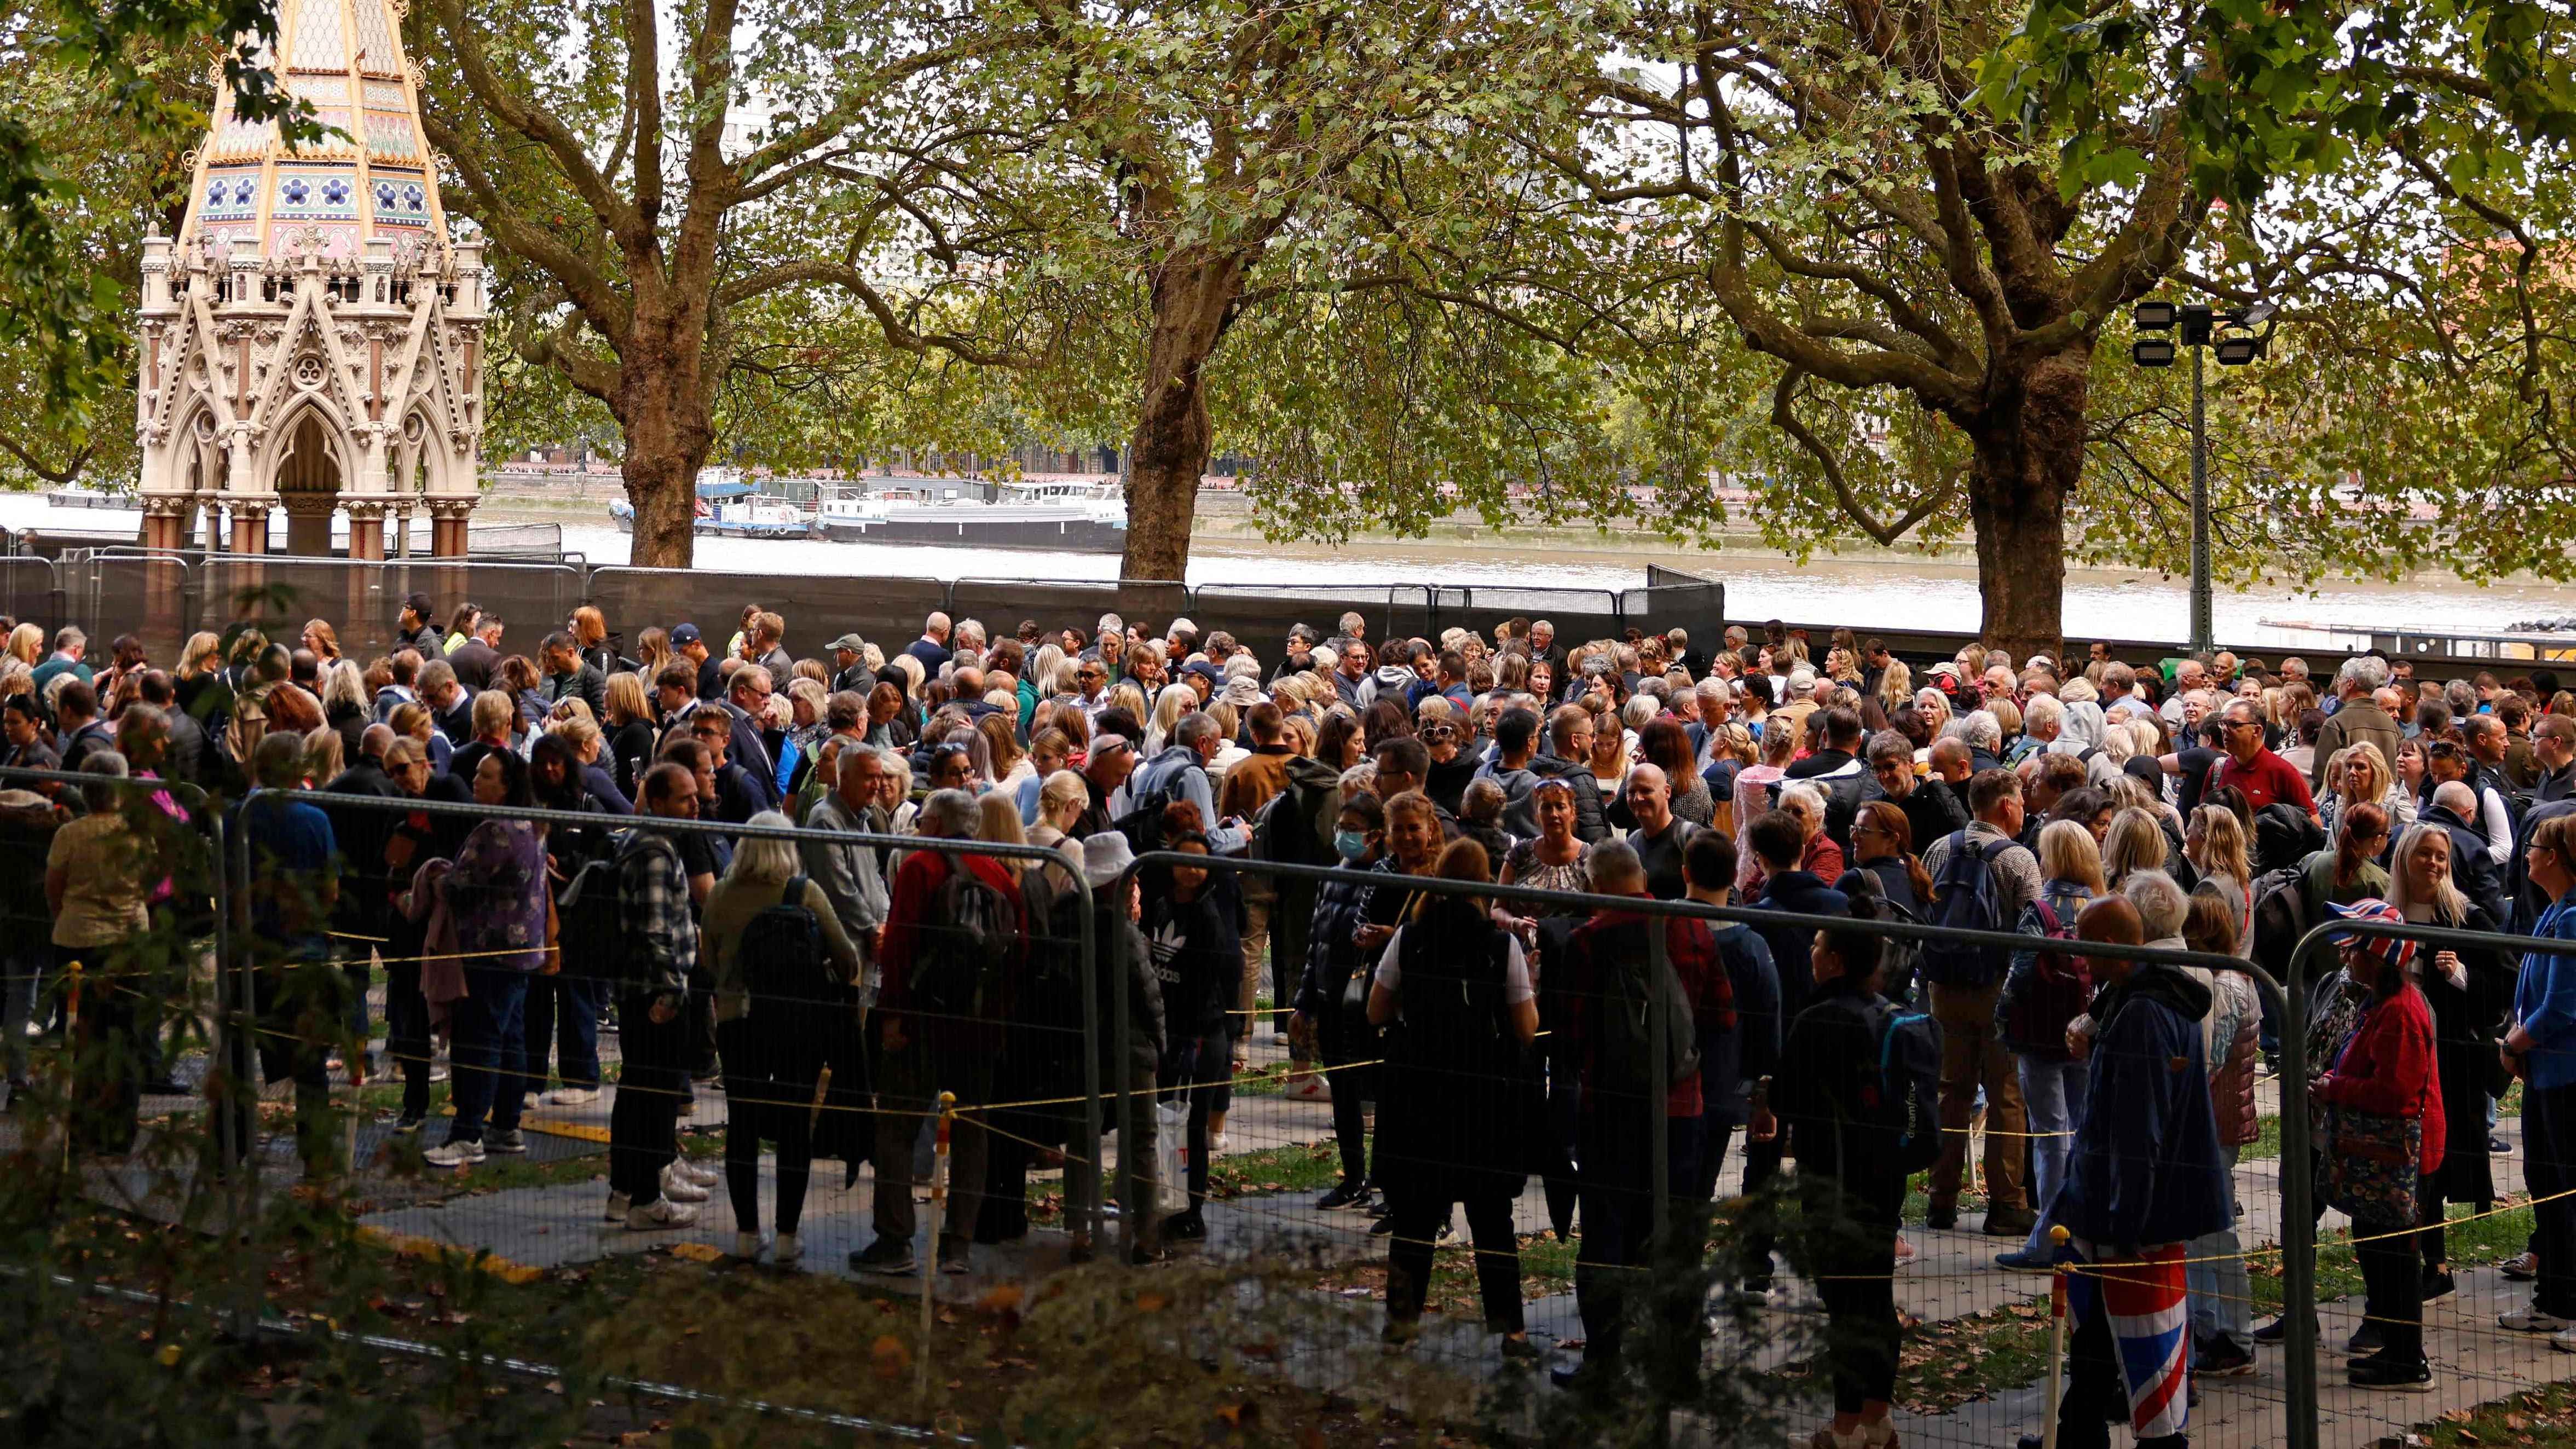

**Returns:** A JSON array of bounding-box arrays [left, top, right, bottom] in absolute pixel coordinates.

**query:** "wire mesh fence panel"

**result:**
[[13, 766, 2575, 1448], [0, 555, 65, 641], [583, 566, 951, 656], [946, 579, 1190, 646], [1426, 585, 1622, 650], [1186, 584, 1412, 651]]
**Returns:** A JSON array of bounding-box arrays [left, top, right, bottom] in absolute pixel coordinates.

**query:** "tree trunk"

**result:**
[[1963, 345, 2090, 664], [615, 345, 713, 569], [1119, 252, 1247, 582]]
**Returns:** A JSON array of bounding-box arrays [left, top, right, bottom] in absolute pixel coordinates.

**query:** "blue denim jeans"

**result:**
[[445, 966, 530, 1144], [2186, 1142, 2250, 1353], [2017, 1052, 2089, 1254]]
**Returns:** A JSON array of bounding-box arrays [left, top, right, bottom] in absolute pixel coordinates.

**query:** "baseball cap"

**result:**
[[671, 624, 702, 645], [829, 633, 866, 653]]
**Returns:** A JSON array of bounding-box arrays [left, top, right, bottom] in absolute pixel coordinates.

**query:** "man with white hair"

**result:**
[[2309, 656, 2402, 793], [853, 788, 1024, 1278], [1959, 711, 2006, 775], [1528, 618, 1564, 677], [2160, 659, 2210, 727]]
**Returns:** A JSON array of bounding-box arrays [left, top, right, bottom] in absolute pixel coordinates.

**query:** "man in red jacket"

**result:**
[[849, 789, 1025, 1279]]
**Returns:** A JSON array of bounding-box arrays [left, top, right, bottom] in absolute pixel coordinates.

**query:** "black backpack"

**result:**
[[739, 875, 837, 1021], [1254, 754, 1345, 865], [907, 852, 1016, 1021], [1919, 833, 2017, 985], [557, 851, 629, 988], [1858, 996, 1945, 1174], [1112, 757, 1198, 856], [1584, 918, 1701, 1101]]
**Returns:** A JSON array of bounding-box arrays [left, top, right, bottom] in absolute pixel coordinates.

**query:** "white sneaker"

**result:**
[[2502, 1305, 2574, 1332], [1211, 1133, 1231, 1156], [659, 1168, 709, 1203], [773, 1231, 802, 1266], [604, 1191, 632, 1221], [2554, 1326, 2576, 1355], [626, 1198, 700, 1230], [674, 1156, 720, 1186], [423, 1139, 484, 1168], [548, 1087, 602, 1106], [732, 1231, 766, 1260]]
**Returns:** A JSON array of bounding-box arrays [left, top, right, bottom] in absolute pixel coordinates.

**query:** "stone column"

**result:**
[[141, 497, 189, 552], [230, 497, 274, 555], [345, 499, 388, 561], [281, 493, 337, 557], [428, 499, 472, 557]]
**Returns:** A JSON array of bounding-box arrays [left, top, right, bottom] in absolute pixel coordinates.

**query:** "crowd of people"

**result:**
[[8, 597, 2576, 1448]]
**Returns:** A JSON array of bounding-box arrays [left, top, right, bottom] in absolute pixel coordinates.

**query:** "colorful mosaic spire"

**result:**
[[178, 0, 445, 259]]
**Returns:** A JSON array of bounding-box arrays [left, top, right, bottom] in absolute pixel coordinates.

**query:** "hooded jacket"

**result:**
[[2052, 962, 2232, 1249]]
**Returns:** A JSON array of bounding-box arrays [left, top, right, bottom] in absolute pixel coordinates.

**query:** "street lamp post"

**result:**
[[2129, 300, 2273, 655]]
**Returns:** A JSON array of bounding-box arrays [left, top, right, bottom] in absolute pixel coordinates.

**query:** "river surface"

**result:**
[[10, 494, 2568, 648]]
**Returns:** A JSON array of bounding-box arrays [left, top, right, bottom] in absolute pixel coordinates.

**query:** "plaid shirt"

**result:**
[[616, 828, 697, 1000]]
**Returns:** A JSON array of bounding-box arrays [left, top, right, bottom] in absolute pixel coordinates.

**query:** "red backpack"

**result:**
[[2000, 892, 2094, 1059]]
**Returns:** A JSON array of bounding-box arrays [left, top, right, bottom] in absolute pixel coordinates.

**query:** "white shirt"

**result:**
[[1373, 927, 1534, 1004]]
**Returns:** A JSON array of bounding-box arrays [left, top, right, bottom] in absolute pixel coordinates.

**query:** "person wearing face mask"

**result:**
[[1291, 793, 1391, 1214]]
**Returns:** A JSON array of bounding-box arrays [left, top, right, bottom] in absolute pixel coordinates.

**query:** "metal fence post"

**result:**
[[1109, 875, 1136, 1263], [1647, 909, 1671, 1246], [2278, 934, 2321, 1449], [1076, 869, 1105, 1248]]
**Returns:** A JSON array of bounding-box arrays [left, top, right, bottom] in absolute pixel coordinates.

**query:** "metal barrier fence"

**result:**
[[16, 772, 2560, 1445], [0, 555, 1728, 668]]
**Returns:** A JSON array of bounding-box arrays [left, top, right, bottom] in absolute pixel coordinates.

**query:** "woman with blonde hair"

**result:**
[[703, 810, 862, 1262], [5, 622, 42, 669], [2185, 804, 2256, 955], [1144, 682, 1197, 757], [2387, 821, 2508, 1295], [302, 723, 344, 786], [603, 672, 657, 799], [1992, 818, 2107, 1269], [633, 625, 672, 684], [2101, 806, 2169, 887], [981, 710, 1030, 793], [977, 789, 1029, 870], [2322, 740, 2415, 842], [1108, 680, 1150, 728]]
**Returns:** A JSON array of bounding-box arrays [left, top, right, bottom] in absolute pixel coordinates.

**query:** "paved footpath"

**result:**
[[23, 1021, 2576, 1446]]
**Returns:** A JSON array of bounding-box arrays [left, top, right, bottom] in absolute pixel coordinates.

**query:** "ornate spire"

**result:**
[[177, 0, 446, 260]]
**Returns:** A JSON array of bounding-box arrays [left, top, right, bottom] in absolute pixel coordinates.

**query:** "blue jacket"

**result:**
[[1752, 870, 1847, 1018], [2516, 896, 2576, 1090], [2052, 963, 2231, 1249], [1700, 922, 1780, 1123]]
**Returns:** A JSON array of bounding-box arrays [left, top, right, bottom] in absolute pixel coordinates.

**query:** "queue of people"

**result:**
[[8, 601, 2576, 1444]]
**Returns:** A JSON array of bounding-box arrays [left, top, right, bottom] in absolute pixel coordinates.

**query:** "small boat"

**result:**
[[608, 480, 812, 538], [815, 478, 1127, 553]]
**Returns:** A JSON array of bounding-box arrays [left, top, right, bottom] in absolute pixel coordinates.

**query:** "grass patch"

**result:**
[[1894, 1295, 2053, 1414], [2419, 1383, 2576, 1447], [1208, 1138, 1348, 1199], [1311, 1231, 1578, 1309], [2249, 1199, 2535, 1312], [2241, 1113, 2282, 1162]]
